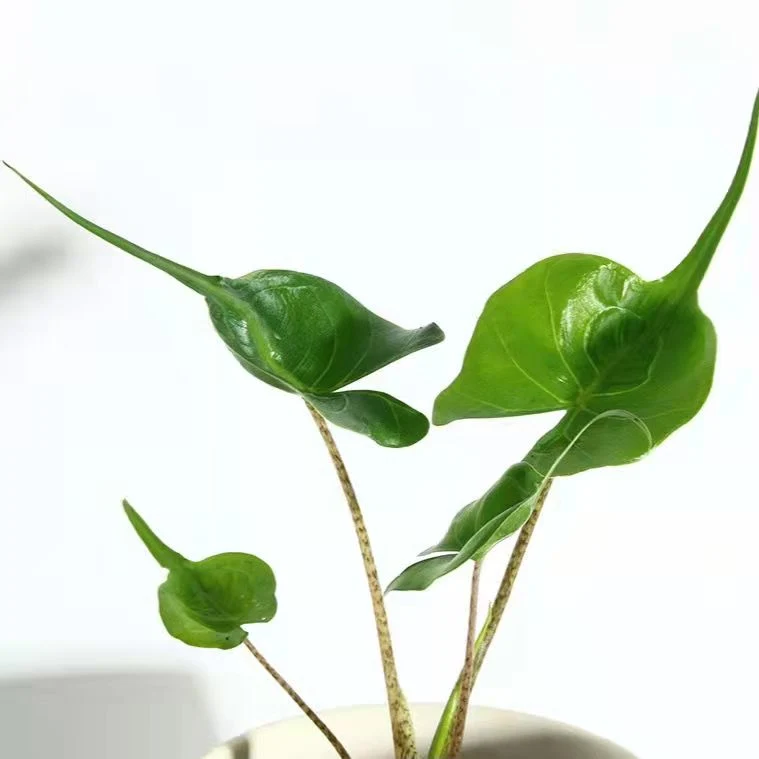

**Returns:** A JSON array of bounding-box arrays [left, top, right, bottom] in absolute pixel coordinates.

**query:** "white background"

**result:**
[[1, 2, 758, 757]]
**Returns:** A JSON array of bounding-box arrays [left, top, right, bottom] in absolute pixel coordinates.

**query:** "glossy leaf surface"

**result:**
[[391, 92, 758, 591], [124, 501, 277, 649], [3, 163, 444, 447]]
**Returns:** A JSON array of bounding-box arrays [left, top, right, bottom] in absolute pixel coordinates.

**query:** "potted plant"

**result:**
[[4, 91, 756, 758]]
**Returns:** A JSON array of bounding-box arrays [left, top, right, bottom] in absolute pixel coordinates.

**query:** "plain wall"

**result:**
[[1, 2, 758, 757], [0, 672, 217, 758]]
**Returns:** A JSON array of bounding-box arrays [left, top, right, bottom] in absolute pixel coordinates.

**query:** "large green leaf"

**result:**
[[2, 163, 444, 447], [390, 91, 758, 591], [123, 501, 277, 649]]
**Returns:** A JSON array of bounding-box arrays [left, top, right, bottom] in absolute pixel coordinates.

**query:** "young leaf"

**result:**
[[123, 501, 277, 649], [391, 91, 758, 592], [306, 389, 431, 447], [2, 164, 444, 447], [388, 410, 651, 591]]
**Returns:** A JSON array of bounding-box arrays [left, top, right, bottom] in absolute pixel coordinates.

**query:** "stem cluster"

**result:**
[[428, 482, 553, 758], [260, 404, 555, 758]]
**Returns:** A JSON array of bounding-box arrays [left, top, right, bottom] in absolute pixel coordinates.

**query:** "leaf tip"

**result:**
[[431, 389, 456, 427], [122, 500, 185, 570], [122, 498, 138, 525], [425, 321, 446, 345], [665, 88, 759, 292], [430, 406, 448, 427], [3, 161, 24, 180], [384, 559, 439, 593], [122, 499, 143, 533]]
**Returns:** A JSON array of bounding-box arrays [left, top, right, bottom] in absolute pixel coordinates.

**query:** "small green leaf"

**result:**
[[123, 501, 276, 649], [418, 461, 541, 557], [2, 163, 444, 447], [393, 91, 758, 591], [306, 390, 430, 448], [388, 410, 650, 591]]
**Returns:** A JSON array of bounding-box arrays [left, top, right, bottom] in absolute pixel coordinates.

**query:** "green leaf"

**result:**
[[435, 92, 757, 441], [123, 501, 277, 649], [306, 390, 430, 448], [392, 91, 758, 591], [158, 588, 248, 649], [388, 410, 651, 591], [2, 163, 444, 447]]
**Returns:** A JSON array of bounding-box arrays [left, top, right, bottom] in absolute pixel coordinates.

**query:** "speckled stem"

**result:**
[[473, 480, 553, 678], [243, 639, 351, 759], [307, 403, 417, 759], [447, 560, 482, 758], [430, 480, 553, 757]]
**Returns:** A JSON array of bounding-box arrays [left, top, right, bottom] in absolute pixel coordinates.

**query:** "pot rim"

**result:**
[[206, 702, 636, 758], [249, 702, 585, 734]]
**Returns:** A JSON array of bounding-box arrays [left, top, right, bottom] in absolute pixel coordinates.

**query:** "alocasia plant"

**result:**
[[4, 90, 756, 759], [389, 91, 758, 758]]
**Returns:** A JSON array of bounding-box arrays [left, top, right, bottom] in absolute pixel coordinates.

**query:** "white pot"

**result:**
[[203, 704, 636, 758]]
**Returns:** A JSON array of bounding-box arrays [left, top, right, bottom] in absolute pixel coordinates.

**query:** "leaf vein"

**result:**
[[488, 317, 566, 404]]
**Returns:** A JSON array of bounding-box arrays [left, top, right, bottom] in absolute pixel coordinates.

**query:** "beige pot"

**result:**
[[203, 704, 636, 758]]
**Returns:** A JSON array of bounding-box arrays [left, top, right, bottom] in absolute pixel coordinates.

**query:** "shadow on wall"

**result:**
[[0, 670, 218, 759], [0, 234, 70, 305]]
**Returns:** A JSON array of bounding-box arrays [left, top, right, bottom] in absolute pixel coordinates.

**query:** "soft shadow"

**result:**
[[0, 235, 69, 303], [226, 735, 251, 759], [463, 729, 636, 758], [0, 670, 218, 758]]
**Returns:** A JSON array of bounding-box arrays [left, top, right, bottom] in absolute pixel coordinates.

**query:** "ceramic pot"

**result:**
[[203, 704, 636, 758]]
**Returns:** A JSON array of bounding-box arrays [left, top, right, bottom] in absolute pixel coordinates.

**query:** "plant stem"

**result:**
[[472, 480, 552, 677], [447, 560, 481, 758], [306, 403, 417, 759], [243, 639, 352, 759], [427, 608, 491, 759], [428, 480, 553, 757]]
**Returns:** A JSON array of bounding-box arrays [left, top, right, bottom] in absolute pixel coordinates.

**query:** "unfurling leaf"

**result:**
[[391, 91, 758, 591], [388, 410, 652, 591], [2, 164, 444, 447], [123, 501, 277, 649]]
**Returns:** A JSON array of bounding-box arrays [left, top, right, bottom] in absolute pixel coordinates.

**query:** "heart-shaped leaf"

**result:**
[[3, 164, 444, 447], [123, 501, 277, 649], [391, 92, 758, 591]]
